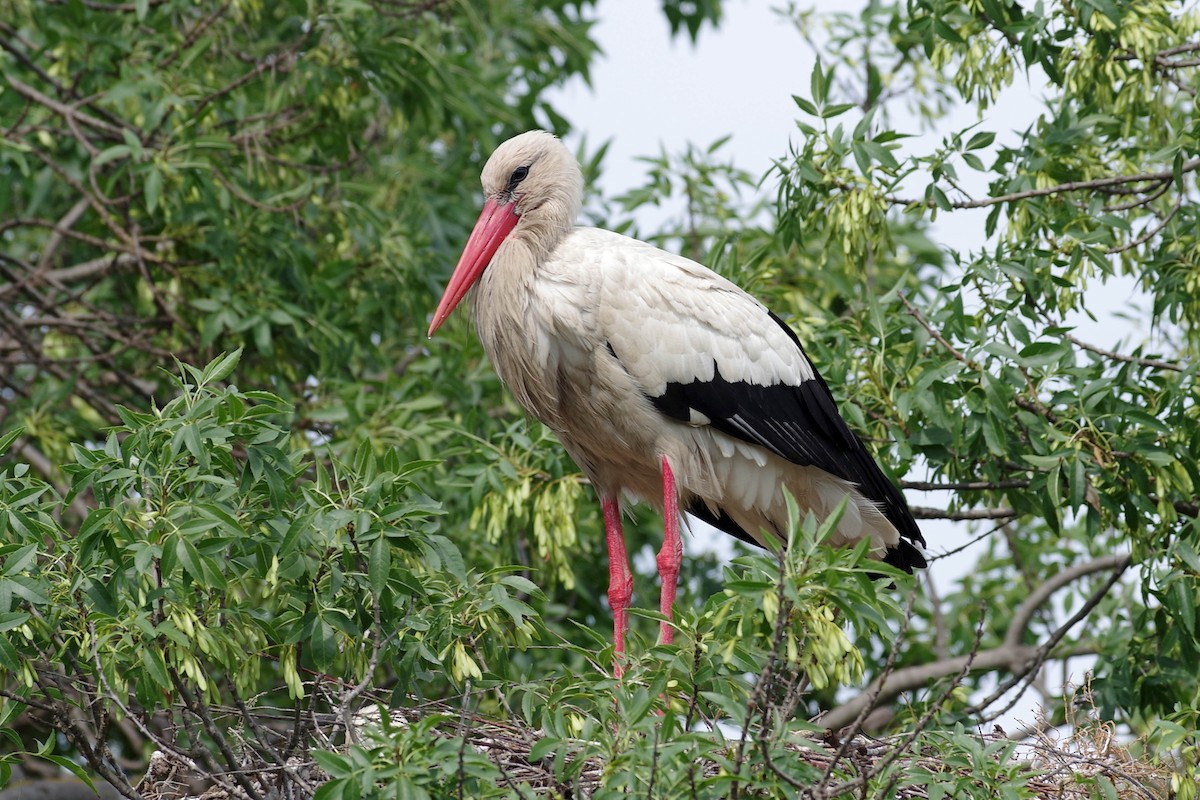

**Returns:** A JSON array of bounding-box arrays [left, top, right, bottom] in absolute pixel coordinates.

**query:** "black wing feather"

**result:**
[[633, 311, 926, 569]]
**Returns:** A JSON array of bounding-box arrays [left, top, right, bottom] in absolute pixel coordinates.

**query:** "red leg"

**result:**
[[657, 455, 682, 645], [602, 495, 633, 676]]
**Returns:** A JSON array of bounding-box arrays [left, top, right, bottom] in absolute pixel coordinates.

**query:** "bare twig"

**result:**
[[1065, 333, 1185, 373], [873, 158, 1200, 210], [900, 478, 1031, 491], [898, 291, 974, 366], [6, 76, 127, 138]]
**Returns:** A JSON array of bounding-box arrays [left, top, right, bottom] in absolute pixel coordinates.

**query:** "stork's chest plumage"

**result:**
[[473, 233, 632, 423], [470, 230, 673, 490]]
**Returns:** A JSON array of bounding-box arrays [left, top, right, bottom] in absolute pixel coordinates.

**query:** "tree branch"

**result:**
[[819, 554, 1132, 730], [899, 291, 975, 366], [910, 505, 1016, 520], [873, 158, 1200, 210], [1065, 333, 1185, 373], [6, 76, 127, 139], [970, 554, 1132, 721], [1105, 201, 1182, 255], [901, 479, 1031, 491], [1002, 554, 1131, 652]]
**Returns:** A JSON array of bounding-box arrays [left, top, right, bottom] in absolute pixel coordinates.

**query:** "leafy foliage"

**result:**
[[1, 0, 1199, 797]]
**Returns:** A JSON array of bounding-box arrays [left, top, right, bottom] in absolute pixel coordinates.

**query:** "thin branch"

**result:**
[[901, 479, 1031, 491], [924, 570, 949, 662], [1102, 178, 1171, 211], [40, 0, 171, 11], [1002, 554, 1132, 652], [192, 42, 305, 119], [6, 76, 127, 138], [0, 23, 68, 94], [910, 505, 1016, 520], [1065, 333, 1186, 373], [875, 158, 1200, 210], [1153, 42, 1200, 57], [170, 671, 266, 800], [1157, 56, 1200, 67], [158, 2, 231, 70], [898, 291, 974, 366], [1106, 201, 1183, 255], [35, 198, 91, 272], [817, 607, 990, 797], [819, 645, 1036, 731], [212, 168, 311, 214]]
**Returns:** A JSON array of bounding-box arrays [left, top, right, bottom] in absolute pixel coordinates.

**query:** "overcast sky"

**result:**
[[551, 0, 813, 197]]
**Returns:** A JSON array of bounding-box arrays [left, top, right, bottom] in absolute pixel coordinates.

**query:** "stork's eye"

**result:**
[[507, 165, 530, 191]]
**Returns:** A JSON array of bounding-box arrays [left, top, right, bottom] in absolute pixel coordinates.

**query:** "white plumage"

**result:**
[[429, 130, 925, 667]]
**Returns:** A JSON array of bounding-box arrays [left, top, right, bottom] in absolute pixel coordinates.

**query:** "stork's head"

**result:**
[[428, 130, 583, 336]]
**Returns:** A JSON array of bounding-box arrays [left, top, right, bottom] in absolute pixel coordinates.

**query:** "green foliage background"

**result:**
[[0, 0, 1198, 797]]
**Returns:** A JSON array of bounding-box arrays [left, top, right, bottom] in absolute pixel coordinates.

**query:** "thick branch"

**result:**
[[969, 555, 1132, 720], [820, 647, 1035, 731], [1002, 554, 1131, 651], [820, 554, 1131, 731]]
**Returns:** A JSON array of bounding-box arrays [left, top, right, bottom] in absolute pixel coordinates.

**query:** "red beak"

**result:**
[[428, 198, 520, 337]]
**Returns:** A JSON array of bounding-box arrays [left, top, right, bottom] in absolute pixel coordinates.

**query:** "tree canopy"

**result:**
[[0, 0, 1198, 798]]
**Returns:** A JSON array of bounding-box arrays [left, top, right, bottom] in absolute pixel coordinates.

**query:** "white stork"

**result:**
[[429, 130, 925, 669]]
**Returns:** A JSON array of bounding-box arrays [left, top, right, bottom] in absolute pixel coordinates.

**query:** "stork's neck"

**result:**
[[472, 237, 539, 322], [511, 218, 573, 266], [509, 181, 581, 267]]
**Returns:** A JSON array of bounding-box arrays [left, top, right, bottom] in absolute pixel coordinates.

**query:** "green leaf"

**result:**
[[175, 537, 203, 582], [309, 617, 338, 671], [1177, 541, 1200, 574], [145, 165, 163, 213], [1047, 460, 1062, 508], [38, 755, 98, 792], [201, 349, 244, 384], [810, 59, 827, 104], [0, 634, 21, 671], [821, 102, 856, 119], [966, 131, 995, 150], [311, 750, 352, 777], [528, 736, 560, 762], [793, 94, 818, 116], [0, 428, 24, 455], [2, 543, 38, 576], [1174, 581, 1196, 636], [93, 145, 131, 167], [1018, 341, 1067, 367], [368, 535, 390, 597]]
